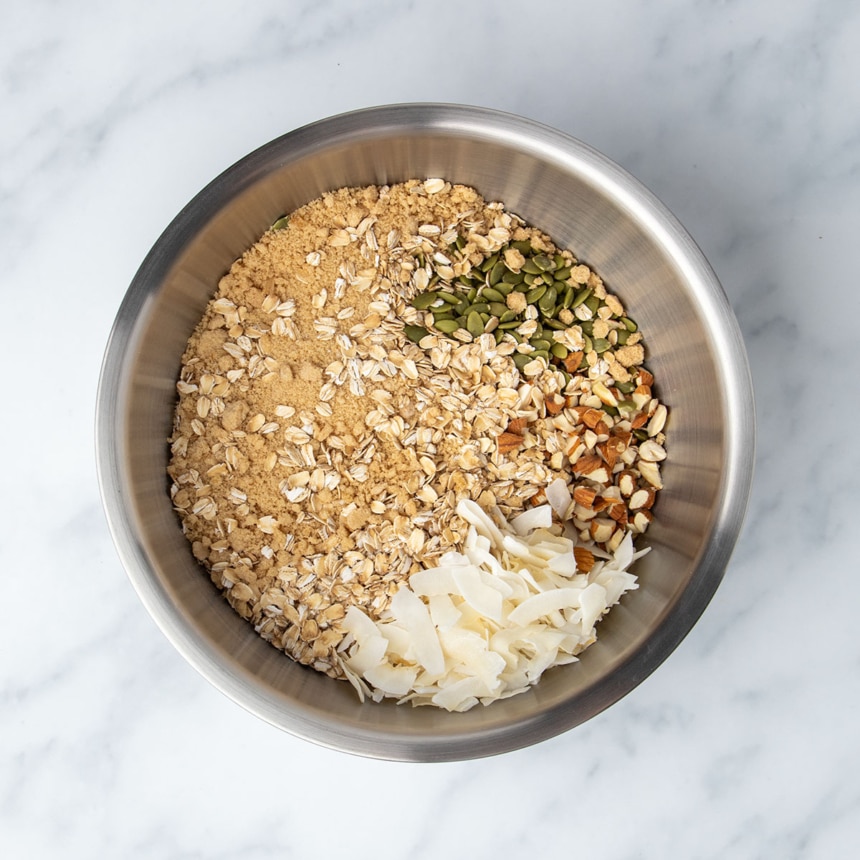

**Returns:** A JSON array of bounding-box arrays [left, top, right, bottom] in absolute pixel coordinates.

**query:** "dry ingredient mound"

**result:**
[[168, 178, 667, 689]]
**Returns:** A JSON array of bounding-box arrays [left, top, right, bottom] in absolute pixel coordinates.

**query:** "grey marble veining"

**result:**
[[2, 1, 859, 857]]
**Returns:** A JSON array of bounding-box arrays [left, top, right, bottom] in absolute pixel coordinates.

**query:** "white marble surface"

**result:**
[[2, 0, 859, 856]]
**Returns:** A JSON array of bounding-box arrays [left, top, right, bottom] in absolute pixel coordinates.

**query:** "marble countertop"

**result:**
[[3, 1, 859, 857]]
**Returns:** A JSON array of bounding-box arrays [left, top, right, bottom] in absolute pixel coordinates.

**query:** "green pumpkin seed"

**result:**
[[494, 281, 513, 296], [633, 428, 649, 442], [430, 310, 453, 323], [497, 319, 522, 330], [489, 260, 506, 285], [467, 302, 490, 315], [433, 318, 461, 334], [522, 272, 537, 286], [271, 215, 290, 230], [455, 234, 466, 251], [454, 300, 469, 316], [585, 295, 600, 314], [555, 266, 572, 281], [592, 337, 611, 354], [543, 318, 568, 330], [512, 240, 533, 254], [533, 254, 554, 271], [562, 285, 576, 308], [531, 348, 550, 362], [550, 342, 569, 359], [502, 269, 525, 284], [616, 329, 630, 345], [526, 285, 547, 303], [457, 275, 473, 287], [488, 301, 509, 317], [538, 286, 558, 313], [404, 325, 430, 343], [438, 291, 461, 304], [579, 320, 594, 335], [466, 311, 485, 337], [481, 287, 505, 303], [480, 253, 499, 273], [615, 380, 636, 394], [529, 338, 552, 351], [466, 287, 478, 303], [500, 310, 518, 323], [622, 316, 638, 332], [583, 334, 593, 353], [571, 287, 591, 308], [522, 258, 542, 275], [412, 291, 441, 310], [554, 254, 566, 269], [512, 352, 532, 370]]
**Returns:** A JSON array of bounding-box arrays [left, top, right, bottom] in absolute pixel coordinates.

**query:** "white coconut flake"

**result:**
[[389, 586, 445, 676], [545, 477, 573, 517], [510, 505, 553, 535], [339, 502, 642, 712]]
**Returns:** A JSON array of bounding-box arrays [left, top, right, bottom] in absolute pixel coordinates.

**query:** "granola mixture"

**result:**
[[168, 179, 667, 682]]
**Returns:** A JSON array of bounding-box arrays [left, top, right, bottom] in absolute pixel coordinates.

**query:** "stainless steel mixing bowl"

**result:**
[[96, 104, 754, 761]]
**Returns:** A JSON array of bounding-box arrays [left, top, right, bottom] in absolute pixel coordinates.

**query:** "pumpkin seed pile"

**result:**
[[402, 235, 643, 397]]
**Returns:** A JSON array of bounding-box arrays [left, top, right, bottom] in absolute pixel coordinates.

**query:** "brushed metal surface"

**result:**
[[96, 104, 755, 761]]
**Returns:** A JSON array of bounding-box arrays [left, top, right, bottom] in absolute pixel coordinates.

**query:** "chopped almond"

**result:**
[[573, 546, 595, 572], [497, 431, 524, 454]]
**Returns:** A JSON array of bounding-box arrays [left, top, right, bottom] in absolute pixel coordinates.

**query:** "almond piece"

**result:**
[[629, 488, 653, 510], [574, 546, 595, 572], [497, 431, 524, 454], [592, 380, 618, 407], [612, 428, 632, 448], [545, 393, 566, 416], [563, 352, 584, 373], [572, 453, 602, 476], [598, 440, 619, 470], [573, 485, 597, 508], [608, 503, 629, 525], [590, 518, 616, 544], [591, 494, 613, 512], [506, 417, 528, 435], [638, 460, 663, 489], [618, 470, 637, 497], [632, 510, 653, 532], [648, 404, 668, 436], [529, 487, 547, 505], [582, 408, 605, 429], [638, 439, 667, 462]]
